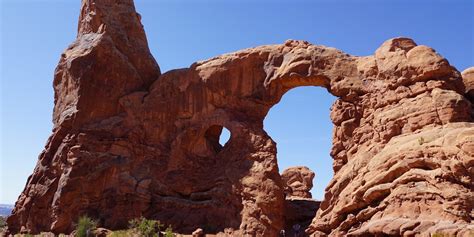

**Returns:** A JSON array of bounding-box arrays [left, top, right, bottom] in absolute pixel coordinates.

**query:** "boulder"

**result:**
[[462, 67, 474, 100], [281, 166, 315, 198]]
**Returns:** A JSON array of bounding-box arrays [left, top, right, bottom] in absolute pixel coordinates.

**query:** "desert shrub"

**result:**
[[0, 216, 6, 228], [129, 217, 163, 237], [164, 225, 174, 237], [108, 230, 131, 237], [76, 216, 97, 237], [418, 136, 425, 145]]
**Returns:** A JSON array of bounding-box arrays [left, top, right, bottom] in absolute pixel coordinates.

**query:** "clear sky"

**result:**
[[1, 0, 473, 204]]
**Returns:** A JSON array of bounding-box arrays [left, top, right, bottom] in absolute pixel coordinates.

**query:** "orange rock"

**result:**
[[7, 0, 474, 236], [281, 166, 315, 199], [462, 67, 474, 100]]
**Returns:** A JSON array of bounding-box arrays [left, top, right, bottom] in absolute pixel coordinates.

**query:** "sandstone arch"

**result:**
[[7, 0, 474, 236], [265, 86, 333, 200]]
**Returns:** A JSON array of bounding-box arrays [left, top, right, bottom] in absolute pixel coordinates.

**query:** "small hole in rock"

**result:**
[[219, 127, 231, 146], [204, 125, 231, 153]]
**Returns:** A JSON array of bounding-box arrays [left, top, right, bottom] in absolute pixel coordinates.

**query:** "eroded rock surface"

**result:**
[[463, 67, 474, 101], [281, 166, 315, 199], [7, 0, 474, 236]]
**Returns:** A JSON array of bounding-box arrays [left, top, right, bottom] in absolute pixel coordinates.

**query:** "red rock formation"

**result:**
[[281, 166, 319, 234], [281, 166, 315, 199], [7, 0, 474, 236], [463, 67, 474, 100]]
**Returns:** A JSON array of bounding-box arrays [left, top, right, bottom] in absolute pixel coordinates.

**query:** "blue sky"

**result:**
[[1, 0, 473, 204]]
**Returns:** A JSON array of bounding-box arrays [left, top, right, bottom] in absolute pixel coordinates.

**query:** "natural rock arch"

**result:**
[[264, 85, 334, 199], [7, 0, 474, 236]]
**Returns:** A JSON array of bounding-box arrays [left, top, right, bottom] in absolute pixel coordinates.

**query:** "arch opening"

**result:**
[[219, 127, 231, 146], [204, 125, 231, 153], [263, 86, 335, 231]]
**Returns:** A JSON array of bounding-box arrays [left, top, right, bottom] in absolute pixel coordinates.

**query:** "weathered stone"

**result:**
[[281, 166, 315, 198], [192, 228, 204, 237], [462, 67, 474, 100], [93, 227, 111, 237], [7, 0, 474, 236]]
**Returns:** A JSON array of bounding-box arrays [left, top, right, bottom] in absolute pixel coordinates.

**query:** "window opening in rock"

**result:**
[[219, 127, 231, 146], [204, 125, 231, 153], [264, 86, 335, 232], [264, 86, 335, 201]]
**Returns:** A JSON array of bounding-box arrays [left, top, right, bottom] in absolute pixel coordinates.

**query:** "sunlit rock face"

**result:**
[[281, 166, 315, 199], [7, 0, 474, 236], [463, 67, 474, 101]]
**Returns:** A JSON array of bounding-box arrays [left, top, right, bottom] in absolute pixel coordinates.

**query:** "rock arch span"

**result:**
[[7, 0, 474, 236]]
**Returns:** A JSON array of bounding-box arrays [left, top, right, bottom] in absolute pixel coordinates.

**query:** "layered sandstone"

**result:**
[[281, 166, 315, 199], [7, 0, 474, 236]]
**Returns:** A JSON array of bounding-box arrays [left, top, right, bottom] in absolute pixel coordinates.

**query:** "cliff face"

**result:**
[[7, 0, 474, 236]]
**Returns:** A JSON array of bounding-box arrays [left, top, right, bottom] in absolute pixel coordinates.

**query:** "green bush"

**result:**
[[129, 217, 163, 237], [0, 216, 6, 228], [76, 216, 97, 237], [164, 225, 174, 237]]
